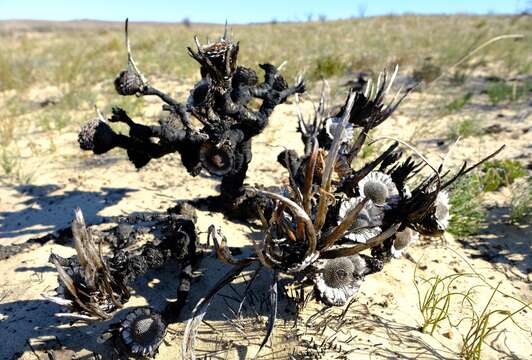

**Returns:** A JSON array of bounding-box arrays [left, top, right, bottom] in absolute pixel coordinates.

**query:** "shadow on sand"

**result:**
[[0, 184, 135, 241], [1, 250, 296, 359], [456, 206, 531, 280]]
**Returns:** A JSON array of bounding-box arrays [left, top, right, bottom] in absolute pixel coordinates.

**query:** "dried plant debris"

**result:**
[[107, 307, 168, 358], [182, 67, 505, 359], [65, 20, 510, 359], [78, 19, 304, 219], [43, 206, 198, 357]]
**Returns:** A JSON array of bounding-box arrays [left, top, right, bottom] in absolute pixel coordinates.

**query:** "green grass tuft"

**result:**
[[509, 177, 532, 225], [460, 283, 530, 360], [310, 55, 347, 80], [414, 266, 476, 335], [481, 159, 527, 192], [447, 117, 481, 140], [486, 79, 532, 105], [446, 92, 473, 113], [448, 175, 486, 237]]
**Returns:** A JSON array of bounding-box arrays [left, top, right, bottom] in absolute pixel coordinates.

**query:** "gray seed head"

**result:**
[[363, 181, 389, 205], [323, 257, 355, 288]]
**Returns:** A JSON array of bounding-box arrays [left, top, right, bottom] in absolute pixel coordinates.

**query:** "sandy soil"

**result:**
[[0, 76, 531, 359]]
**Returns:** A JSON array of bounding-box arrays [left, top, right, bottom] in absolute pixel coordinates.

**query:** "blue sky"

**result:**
[[0, 0, 525, 23]]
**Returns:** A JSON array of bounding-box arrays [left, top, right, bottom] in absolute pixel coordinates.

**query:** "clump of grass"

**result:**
[[446, 92, 473, 113], [40, 109, 70, 131], [481, 159, 526, 191], [509, 178, 531, 225], [413, 58, 441, 83], [449, 70, 467, 86], [310, 55, 346, 80], [414, 267, 476, 335], [448, 175, 486, 237], [448, 161, 527, 234], [460, 283, 530, 360], [0, 52, 35, 91], [486, 79, 531, 105], [447, 117, 481, 140], [0, 148, 18, 176]]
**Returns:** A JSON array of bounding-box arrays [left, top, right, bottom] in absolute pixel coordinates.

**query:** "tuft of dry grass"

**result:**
[[460, 283, 531, 360]]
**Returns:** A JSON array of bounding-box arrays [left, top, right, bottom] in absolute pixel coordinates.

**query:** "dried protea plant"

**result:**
[[78, 19, 304, 219], [43, 206, 198, 357], [182, 67, 504, 359]]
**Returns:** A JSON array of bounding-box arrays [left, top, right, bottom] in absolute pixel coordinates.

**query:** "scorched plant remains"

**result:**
[[44, 19, 505, 359]]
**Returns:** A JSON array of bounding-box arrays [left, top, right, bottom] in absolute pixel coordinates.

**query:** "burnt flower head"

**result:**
[[120, 308, 167, 357], [188, 29, 239, 87], [114, 19, 147, 96], [78, 116, 117, 155]]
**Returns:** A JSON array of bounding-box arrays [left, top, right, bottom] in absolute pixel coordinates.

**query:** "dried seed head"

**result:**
[[358, 171, 398, 206], [121, 308, 166, 357], [323, 257, 355, 288], [114, 68, 143, 96], [391, 228, 419, 258], [313, 255, 366, 306], [191, 36, 239, 82], [78, 118, 116, 154]]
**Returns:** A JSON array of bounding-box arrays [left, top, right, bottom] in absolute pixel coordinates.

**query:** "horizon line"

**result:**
[[0, 12, 525, 26]]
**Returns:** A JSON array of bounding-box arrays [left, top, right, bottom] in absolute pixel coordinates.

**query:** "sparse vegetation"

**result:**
[[414, 255, 531, 360], [449, 70, 467, 86], [414, 268, 476, 335], [0, 148, 18, 176], [448, 175, 486, 237], [310, 55, 346, 79], [446, 92, 473, 113], [448, 159, 528, 234], [486, 79, 532, 105], [460, 283, 530, 360], [413, 58, 441, 83], [481, 159, 527, 191], [509, 177, 532, 224], [447, 117, 482, 140]]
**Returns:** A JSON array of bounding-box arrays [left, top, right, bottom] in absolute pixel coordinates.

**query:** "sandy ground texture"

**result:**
[[0, 74, 531, 359]]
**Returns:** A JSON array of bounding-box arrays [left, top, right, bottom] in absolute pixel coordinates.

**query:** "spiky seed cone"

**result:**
[[121, 308, 166, 357], [114, 68, 143, 96], [78, 119, 116, 154]]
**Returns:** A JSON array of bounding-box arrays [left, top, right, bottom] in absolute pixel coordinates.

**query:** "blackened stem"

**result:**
[[142, 85, 192, 129]]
